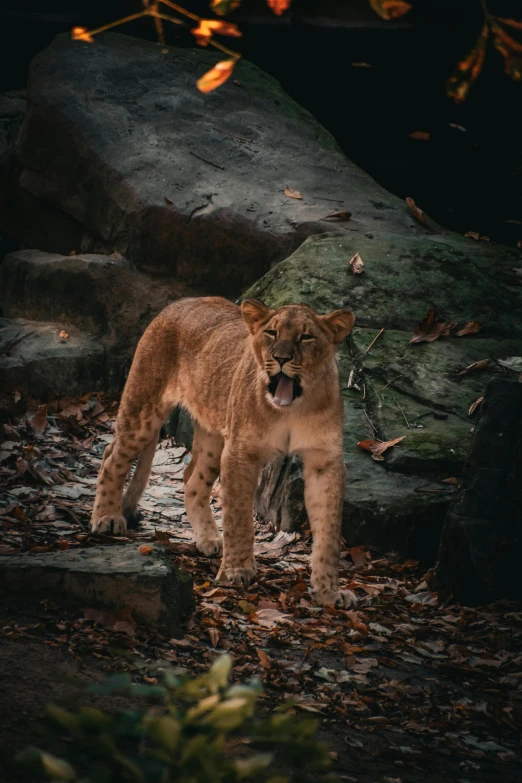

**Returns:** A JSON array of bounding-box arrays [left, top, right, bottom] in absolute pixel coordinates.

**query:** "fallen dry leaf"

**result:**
[[253, 608, 292, 628], [238, 599, 256, 615], [256, 648, 272, 669], [406, 196, 425, 224], [208, 628, 220, 648], [16, 456, 28, 476], [349, 252, 365, 274], [348, 546, 368, 569], [83, 608, 136, 636], [409, 309, 456, 344], [139, 545, 153, 555], [464, 231, 490, 241], [459, 358, 490, 375], [409, 131, 431, 140], [468, 395, 484, 416], [285, 186, 302, 200], [28, 406, 48, 434], [197, 59, 236, 93], [191, 19, 241, 47], [320, 210, 352, 222], [357, 436, 406, 461], [456, 321, 482, 336], [405, 590, 438, 606], [164, 196, 173, 205], [266, 0, 292, 15], [369, 0, 412, 20], [442, 477, 460, 486], [498, 356, 522, 372], [59, 330, 69, 339]]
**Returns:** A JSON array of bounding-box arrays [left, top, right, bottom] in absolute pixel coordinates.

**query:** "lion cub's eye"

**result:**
[[264, 329, 277, 337], [300, 334, 316, 342]]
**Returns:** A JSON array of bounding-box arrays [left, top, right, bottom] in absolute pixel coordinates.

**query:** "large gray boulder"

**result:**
[[13, 32, 415, 295], [245, 232, 522, 561]]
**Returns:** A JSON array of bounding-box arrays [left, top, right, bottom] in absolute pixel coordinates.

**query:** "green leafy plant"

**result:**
[[17, 655, 335, 782]]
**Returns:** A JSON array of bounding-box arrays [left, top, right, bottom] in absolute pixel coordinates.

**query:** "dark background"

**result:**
[[1, 0, 521, 245]]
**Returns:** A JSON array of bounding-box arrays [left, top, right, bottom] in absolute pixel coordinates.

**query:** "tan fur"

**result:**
[[90, 296, 356, 607]]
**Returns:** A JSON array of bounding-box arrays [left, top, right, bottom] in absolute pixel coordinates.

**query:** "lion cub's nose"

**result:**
[[273, 341, 294, 367]]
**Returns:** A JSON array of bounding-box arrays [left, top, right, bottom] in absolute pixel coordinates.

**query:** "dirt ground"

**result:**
[[1, 394, 521, 782]]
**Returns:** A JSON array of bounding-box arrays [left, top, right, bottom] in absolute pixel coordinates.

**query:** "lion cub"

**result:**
[[90, 297, 356, 607]]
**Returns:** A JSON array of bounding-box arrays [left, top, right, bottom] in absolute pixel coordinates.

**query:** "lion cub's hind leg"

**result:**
[[184, 425, 223, 556], [91, 401, 165, 535]]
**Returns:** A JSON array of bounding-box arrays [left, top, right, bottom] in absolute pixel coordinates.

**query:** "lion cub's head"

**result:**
[[241, 299, 355, 409]]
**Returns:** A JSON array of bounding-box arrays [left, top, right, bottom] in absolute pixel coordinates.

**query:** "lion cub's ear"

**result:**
[[241, 299, 274, 334], [321, 309, 356, 343]]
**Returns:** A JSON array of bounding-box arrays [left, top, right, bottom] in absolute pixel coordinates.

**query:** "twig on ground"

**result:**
[[189, 151, 225, 170], [380, 374, 403, 392], [214, 127, 253, 142], [365, 328, 385, 353], [363, 407, 378, 437], [396, 400, 410, 429]]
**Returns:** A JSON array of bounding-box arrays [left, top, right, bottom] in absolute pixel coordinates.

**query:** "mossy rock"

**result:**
[[248, 232, 522, 559]]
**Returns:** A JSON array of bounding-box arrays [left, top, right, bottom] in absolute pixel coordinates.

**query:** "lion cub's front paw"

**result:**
[[311, 588, 358, 609], [216, 564, 257, 587], [195, 534, 223, 557], [91, 514, 127, 535]]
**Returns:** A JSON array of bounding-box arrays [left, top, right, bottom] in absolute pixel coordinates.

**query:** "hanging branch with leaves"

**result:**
[[368, 0, 522, 101], [72, 0, 522, 99]]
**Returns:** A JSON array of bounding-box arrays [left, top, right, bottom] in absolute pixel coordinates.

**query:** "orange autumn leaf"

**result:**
[[456, 321, 482, 337], [491, 22, 522, 81], [357, 436, 406, 461], [406, 196, 426, 225], [191, 19, 241, 47], [458, 358, 490, 376], [139, 545, 153, 555], [211, 0, 242, 15], [208, 627, 221, 647], [349, 252, 365, 274], [197, 59, 236, 93], [497, 17, 522, 31], [409, 131, 431, 140], [320, 210, 352, 222], [256, 647, 272, 668], [71, 26, 94, 43], [468, 395, 484, 416], [446, 24, 489, 102], [369, 0, 412, 20], [285, 185, 302, 199], [409, 309, 456, 344], [266, 0, 292, 16]]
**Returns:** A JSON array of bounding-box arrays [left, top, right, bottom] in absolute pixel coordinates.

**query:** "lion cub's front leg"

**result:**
[[216, 444, 260, 586], [302, 449, 357, 609]]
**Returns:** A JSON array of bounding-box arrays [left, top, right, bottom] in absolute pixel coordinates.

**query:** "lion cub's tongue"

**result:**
[[273, 374, 294, 407]]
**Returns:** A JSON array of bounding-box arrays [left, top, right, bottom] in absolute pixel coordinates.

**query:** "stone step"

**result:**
[[0, 543, 194, 636], [0, 249, 181, 344], [0, 317, 125, 397]]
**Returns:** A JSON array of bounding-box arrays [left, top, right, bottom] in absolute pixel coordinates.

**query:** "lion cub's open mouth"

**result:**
[[268, 373, 302, 407]]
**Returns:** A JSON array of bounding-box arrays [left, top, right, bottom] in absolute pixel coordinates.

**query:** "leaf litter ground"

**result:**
[[1, 393, 521, 782]]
